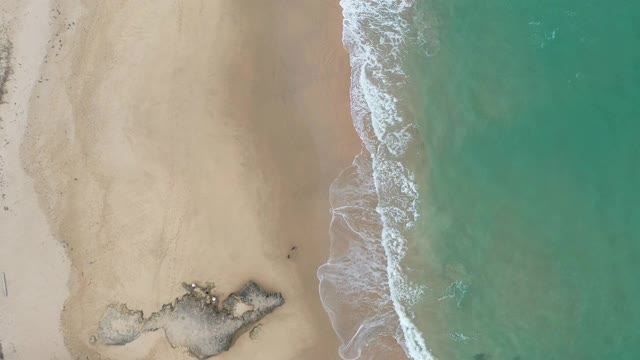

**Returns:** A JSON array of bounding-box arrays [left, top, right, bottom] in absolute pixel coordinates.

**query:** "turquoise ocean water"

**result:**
[[318, 1, 640, 359]]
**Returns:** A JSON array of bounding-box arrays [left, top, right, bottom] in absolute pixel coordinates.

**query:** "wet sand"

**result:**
[[1, 0, 359, 359]]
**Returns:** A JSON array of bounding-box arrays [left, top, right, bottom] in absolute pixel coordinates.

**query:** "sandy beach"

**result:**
[[1, 0, 359, 359]]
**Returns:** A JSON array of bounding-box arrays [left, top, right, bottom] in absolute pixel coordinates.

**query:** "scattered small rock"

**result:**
[[89, 336, 97, 345], [249, 323, 262, 340], [3, 206, 8, 211]]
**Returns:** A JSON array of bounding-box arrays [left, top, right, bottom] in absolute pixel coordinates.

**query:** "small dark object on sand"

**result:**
[[1, 272, 7, 297], [0, 341, 4, 360], [287, 246, 298, 259]]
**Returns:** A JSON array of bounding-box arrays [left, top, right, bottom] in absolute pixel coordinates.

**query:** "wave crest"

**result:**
[[318, 1, 436, 359]]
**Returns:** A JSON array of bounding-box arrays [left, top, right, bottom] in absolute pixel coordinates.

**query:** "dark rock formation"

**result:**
[[95, 281, 284, 359], [97, 304, 145, 345]]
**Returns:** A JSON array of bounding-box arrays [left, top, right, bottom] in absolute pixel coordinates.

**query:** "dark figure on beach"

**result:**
[[287, 246, 298, 259]]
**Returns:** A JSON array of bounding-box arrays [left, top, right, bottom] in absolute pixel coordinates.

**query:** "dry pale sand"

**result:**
[[2, 0, 360, 359], [0, 0, 71, 359]]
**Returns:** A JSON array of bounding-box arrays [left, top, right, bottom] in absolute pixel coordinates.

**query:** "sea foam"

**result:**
[[317, 1, 435, 359]]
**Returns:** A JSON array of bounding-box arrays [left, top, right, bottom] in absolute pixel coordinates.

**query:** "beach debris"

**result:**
[[1, 272, 7, 297], [95, 281, 284, 359], [0, 341, 3, 360], [182, 281, 217, 304]]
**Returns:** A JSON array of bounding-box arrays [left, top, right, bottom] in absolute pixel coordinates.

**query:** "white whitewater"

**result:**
[[318, 1, 435, 359]]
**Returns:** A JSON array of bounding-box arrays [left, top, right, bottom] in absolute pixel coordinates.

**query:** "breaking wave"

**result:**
[[318, 1, 437, 359]]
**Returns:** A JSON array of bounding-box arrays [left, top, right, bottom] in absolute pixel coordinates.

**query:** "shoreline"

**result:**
[[8, 1, 359, 359], [318, 1, 434, 359]]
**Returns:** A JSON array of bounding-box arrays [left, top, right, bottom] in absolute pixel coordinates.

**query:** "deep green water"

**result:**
[[408, 1, 640, 358]]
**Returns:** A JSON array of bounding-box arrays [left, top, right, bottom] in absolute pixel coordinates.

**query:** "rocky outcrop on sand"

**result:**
[[95, 281, 284, 359]]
